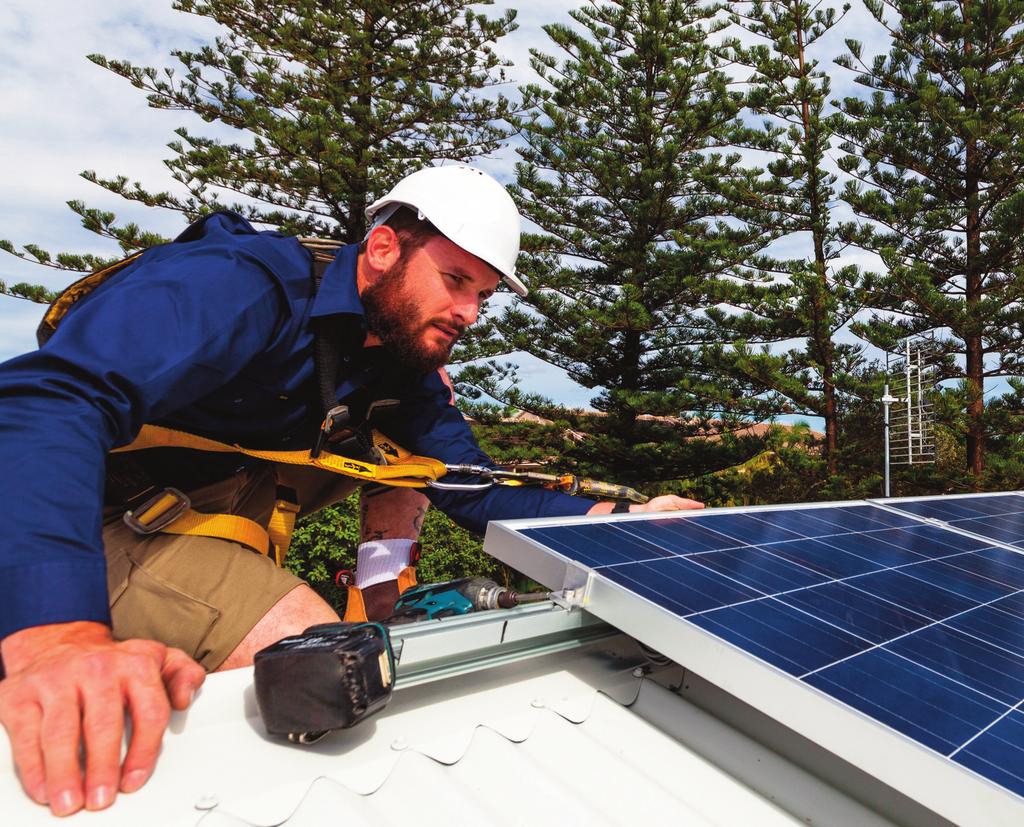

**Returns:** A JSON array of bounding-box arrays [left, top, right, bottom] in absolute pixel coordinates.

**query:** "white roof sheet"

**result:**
[[1, 636, 902, 826]]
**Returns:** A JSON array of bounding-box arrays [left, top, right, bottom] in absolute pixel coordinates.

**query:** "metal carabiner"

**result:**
[[426, 479, 496, 491], [426, 463, 499, 492]]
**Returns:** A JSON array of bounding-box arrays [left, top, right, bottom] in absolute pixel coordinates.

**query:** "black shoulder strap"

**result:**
[[299, 238, 347, 417]]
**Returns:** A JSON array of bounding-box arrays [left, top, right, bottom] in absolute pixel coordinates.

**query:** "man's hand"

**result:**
[[0, 621, 205, 816], [633, 495, 704, 512], [588, 495, 704, 515]]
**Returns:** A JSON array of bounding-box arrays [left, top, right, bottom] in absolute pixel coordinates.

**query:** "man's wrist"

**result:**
[[1, 621, 113, 674], [586, 501, 633, 516]]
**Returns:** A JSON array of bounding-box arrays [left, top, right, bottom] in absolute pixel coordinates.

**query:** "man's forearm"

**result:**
[[360, 486, 430, 542]]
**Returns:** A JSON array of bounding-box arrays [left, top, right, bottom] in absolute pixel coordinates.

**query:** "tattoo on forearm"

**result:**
[[412, 505, 427, 534]]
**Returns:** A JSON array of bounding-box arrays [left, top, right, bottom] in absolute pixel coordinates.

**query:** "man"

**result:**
[[0, 165, 701, 816]]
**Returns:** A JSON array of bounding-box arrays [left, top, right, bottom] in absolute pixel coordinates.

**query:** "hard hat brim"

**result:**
[[503, 272, 529, 297]]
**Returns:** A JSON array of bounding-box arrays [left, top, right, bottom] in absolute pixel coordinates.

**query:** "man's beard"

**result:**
[[362, 260, 464, 373]]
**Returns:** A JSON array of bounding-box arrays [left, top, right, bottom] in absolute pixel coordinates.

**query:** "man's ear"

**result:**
[[363, 225, 403, 277]]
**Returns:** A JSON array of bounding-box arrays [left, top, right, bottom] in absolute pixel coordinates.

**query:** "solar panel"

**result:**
[[873, 492, 1024, 549], [484, 495, 1024, 824]]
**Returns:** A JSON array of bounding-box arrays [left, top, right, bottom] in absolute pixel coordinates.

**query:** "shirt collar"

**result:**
[[310, 243, 365, 319]]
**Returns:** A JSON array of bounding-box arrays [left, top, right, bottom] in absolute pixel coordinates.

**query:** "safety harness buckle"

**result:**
[[123, 487, 191, 535]]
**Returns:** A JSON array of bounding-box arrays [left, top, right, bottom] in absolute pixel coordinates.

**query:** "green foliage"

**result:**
[[284, 498, 360, 612], [705, 0, 865, 473], [834, 0, 1024, 476], [0, 280, 58, 304], [465, 0, 769, 450]]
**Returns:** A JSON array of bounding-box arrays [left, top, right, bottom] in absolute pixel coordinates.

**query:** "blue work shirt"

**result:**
[[0, 212, 590, 640]]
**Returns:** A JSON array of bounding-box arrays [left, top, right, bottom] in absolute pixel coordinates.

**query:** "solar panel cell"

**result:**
[[937, 548, 1024, 591], [799, 505, 919, 531], [844, 570, 980, 621], [953, 711, 1024, 798], [686, 546, 828, 593], [804, 649, 1007, 754], [885, 626, 1024, 707], [898, 558, 1016, 604], [683, 513, 803, 546], [810, 530, 928, 568], [883, 494, 1024, 522], [600, 556, 760, 615], [755, 538, 880, 579], [887, 524, 993, 557], [953, 516, 1024, 548], [746, 509, 850, 537], [520, 524, 673, 568], [688, 598, 870, 676], [776, 582, 932, 643], [609, 517, 740, 554], [947, 602, 1024, 659]]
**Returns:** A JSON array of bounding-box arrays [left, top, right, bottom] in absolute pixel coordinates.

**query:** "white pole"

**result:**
[[883, 383, 894, 497], [909, 337, 917, 462]]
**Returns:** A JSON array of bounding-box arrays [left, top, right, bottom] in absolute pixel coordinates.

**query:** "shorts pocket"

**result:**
[[110, 559, 221, 664]]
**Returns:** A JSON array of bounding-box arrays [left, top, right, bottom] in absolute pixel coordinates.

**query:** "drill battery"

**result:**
[[253, 621, 394, 741]]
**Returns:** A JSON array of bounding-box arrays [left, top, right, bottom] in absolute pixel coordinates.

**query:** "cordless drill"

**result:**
[[388, 576, 551, 624]]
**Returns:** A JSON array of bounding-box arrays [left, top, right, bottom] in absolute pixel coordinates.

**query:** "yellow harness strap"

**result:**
[[117, 425, 447, 565], [114, 424, 447, 487], [341, 566, 418, 622], [267, 496, 301, 565], [127, 489, 273, 555]]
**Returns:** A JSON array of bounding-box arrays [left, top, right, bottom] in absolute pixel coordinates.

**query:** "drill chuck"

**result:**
[[463, 577, 551, 610]]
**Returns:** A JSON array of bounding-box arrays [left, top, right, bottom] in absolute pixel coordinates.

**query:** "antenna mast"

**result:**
[[882, 335, 939, 496]]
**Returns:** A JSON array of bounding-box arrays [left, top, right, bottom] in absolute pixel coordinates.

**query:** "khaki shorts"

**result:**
[[104, 463, 359, 671]]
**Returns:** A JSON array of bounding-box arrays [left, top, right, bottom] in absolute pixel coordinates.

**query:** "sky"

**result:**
[[0, 0, 911, 422]]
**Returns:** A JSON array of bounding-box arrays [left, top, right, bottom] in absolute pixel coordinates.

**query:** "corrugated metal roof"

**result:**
[[1, 633, 904, 827]]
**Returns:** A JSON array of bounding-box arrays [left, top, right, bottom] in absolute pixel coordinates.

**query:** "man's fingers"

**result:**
[[120, 676, 171, 794], [161, 648, 206, 710], [81, 684, 125, 811], [39, 694, 84, 816], [3, 702, 47, 804], [637, 495, 705, 513]]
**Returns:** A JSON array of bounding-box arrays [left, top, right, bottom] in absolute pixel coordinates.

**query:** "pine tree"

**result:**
[[1, 0, 517, 295], [702, 0, 862, 477], [480, 0, 768, 471], [835, 0, 1024, 478]]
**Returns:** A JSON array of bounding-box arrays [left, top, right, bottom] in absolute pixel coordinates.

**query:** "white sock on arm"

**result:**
[[355, 539, 416, 588]]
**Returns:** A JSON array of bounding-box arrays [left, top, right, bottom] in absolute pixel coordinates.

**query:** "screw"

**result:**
[[195, 793, 219, 811], [531, 697, 546, 708], [391, 737, 408, 751]]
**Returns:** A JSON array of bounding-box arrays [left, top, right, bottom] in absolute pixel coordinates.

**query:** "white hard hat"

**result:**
[[365, 165, 527, 296]]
